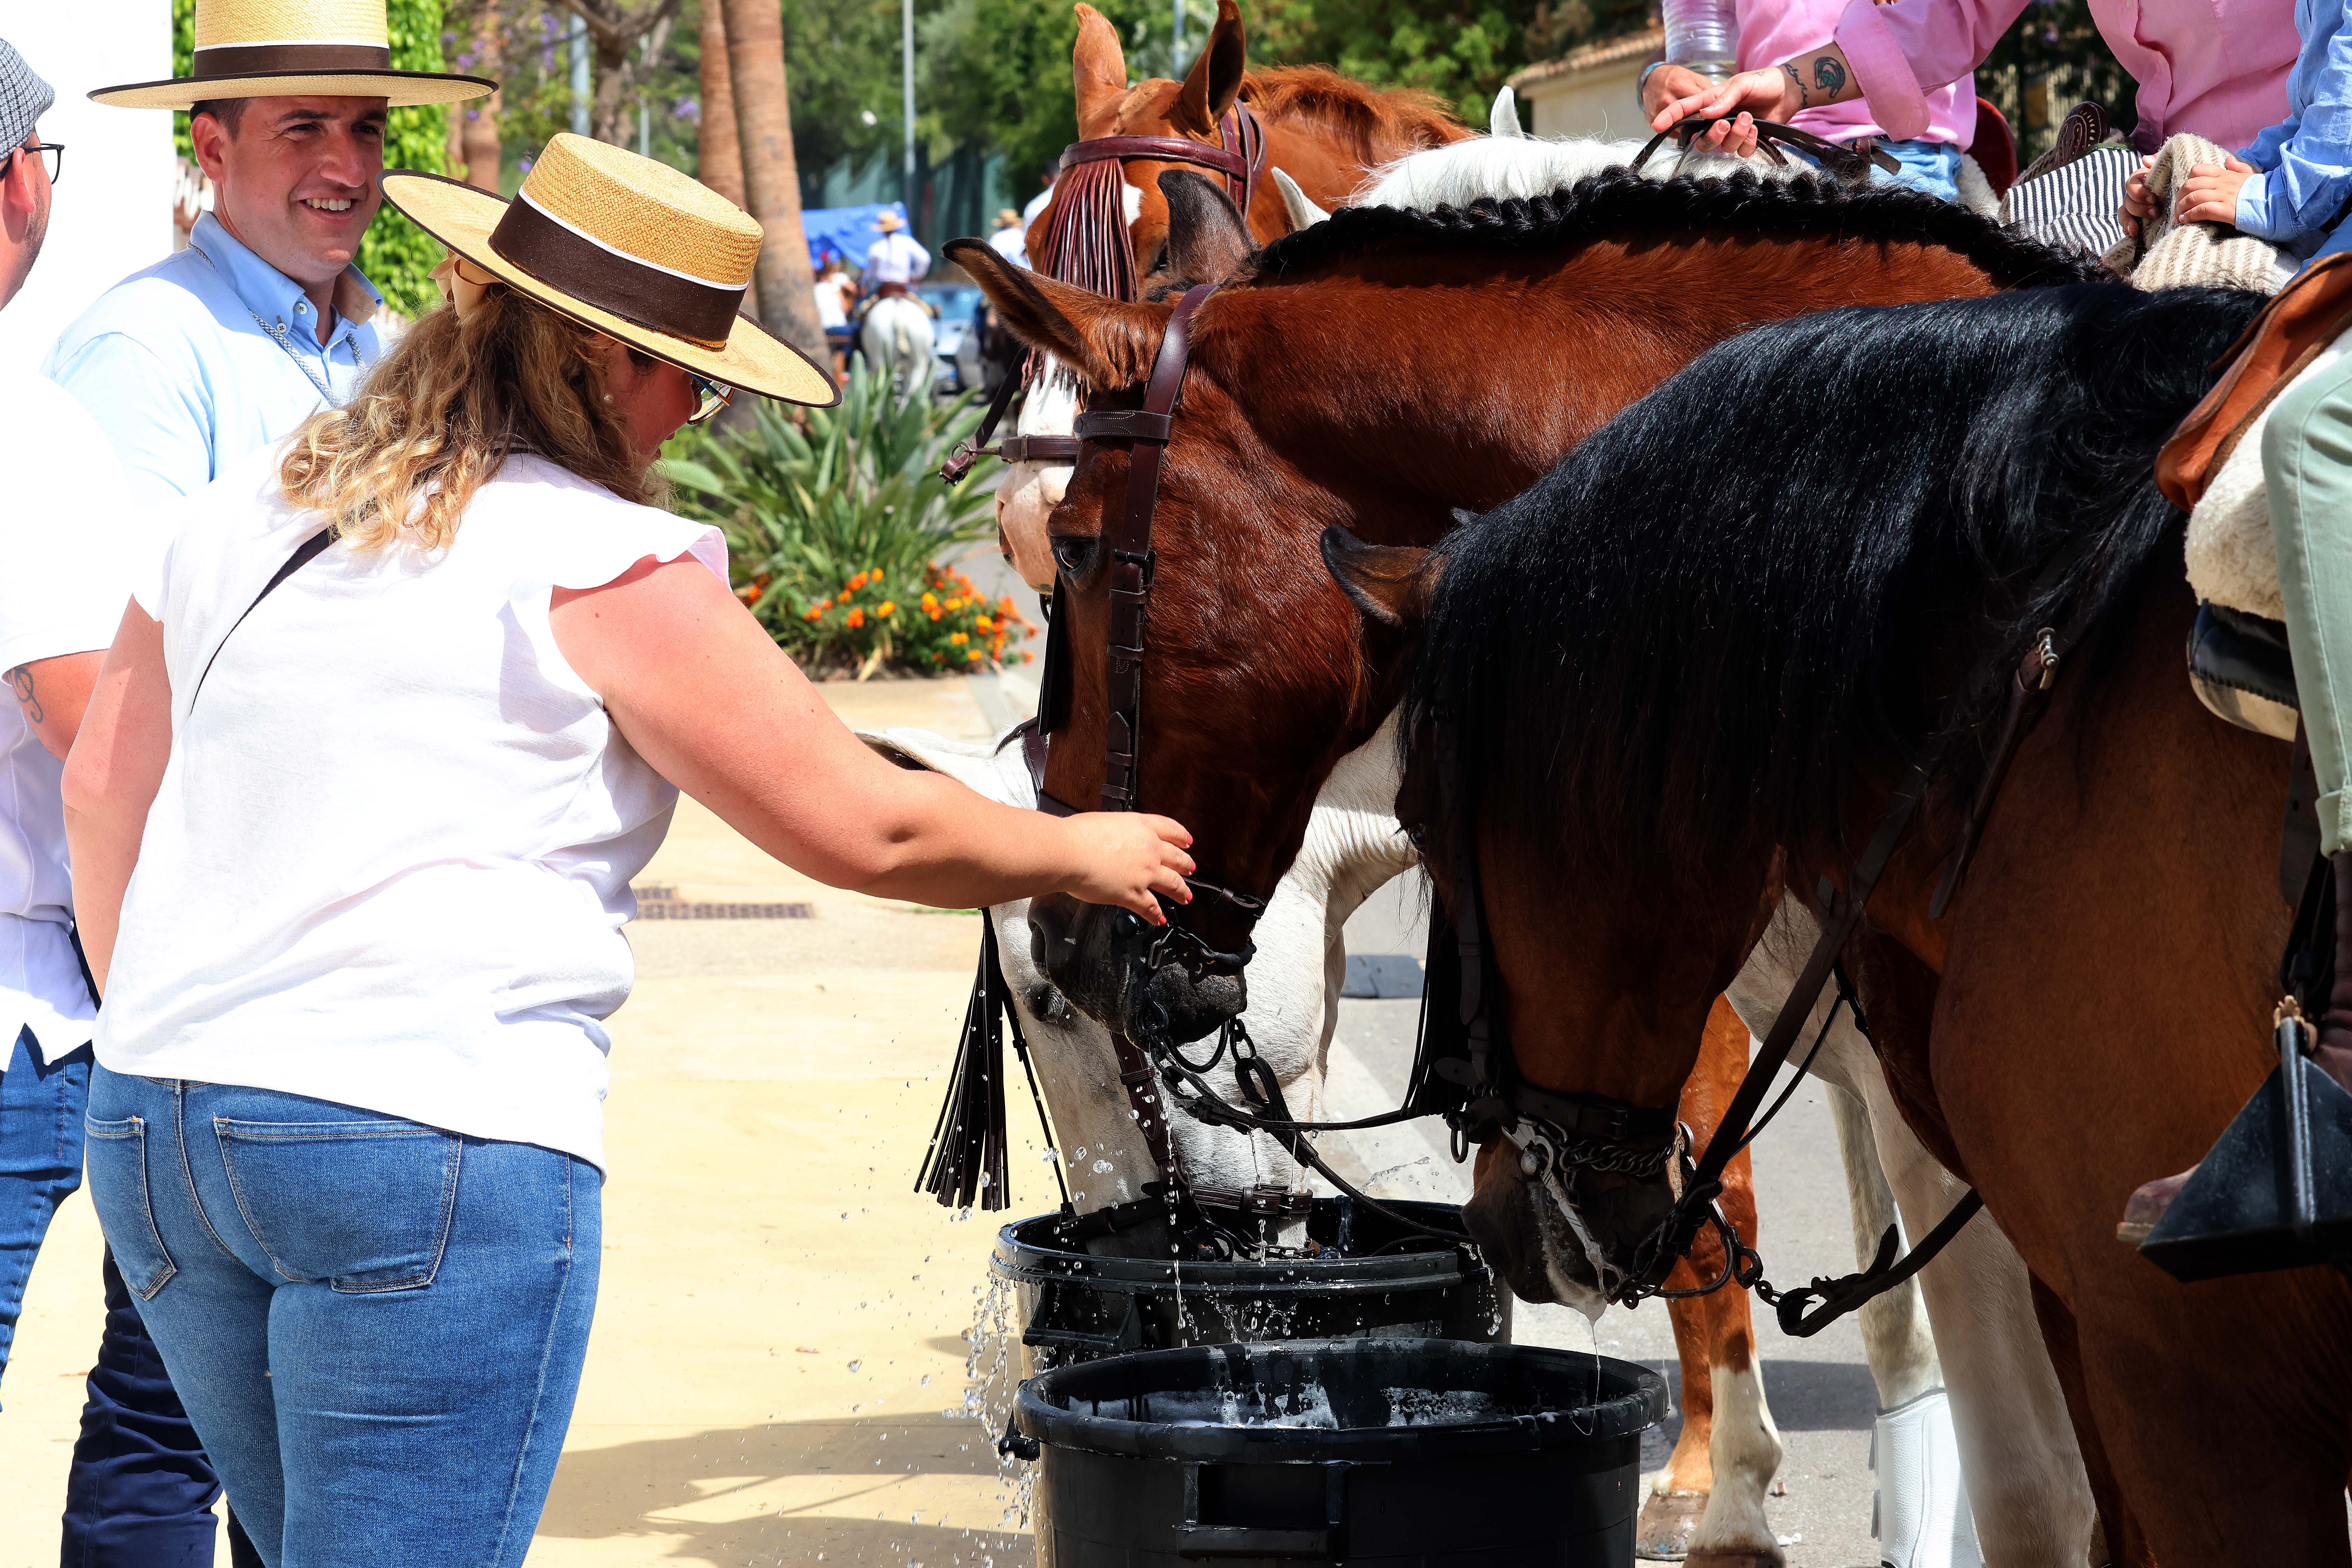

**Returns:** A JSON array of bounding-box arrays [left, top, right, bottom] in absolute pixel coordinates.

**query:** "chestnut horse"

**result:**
[[994, 0, 1468, 586], [1361, 283, 2352, 1561], [951, 171, 2099, 1564]]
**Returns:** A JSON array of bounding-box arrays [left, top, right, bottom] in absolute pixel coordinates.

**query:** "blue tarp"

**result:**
[[801, 202, 908, 271]]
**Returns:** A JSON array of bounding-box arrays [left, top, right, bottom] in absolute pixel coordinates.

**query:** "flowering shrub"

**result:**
[[745, 564, 1034, 673], [663, 362, 1034, 677]]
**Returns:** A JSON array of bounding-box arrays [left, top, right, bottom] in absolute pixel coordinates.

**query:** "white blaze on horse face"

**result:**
[[996, 362, 1081, 592]]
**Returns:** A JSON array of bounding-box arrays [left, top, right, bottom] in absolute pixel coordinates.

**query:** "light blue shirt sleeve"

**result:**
[[47, 332, 217, 509], [2235, 0, 2352, 243]]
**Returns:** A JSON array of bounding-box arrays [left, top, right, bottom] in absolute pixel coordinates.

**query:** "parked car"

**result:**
[[917, 283, 984, 395]]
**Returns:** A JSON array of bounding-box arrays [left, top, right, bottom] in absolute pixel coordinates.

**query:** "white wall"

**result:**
[[0, 7, 172, 374], [1523, 60, 1651, 142]]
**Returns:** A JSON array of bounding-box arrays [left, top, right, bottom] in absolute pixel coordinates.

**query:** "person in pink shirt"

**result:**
[[1642, 0, 1979, 199], [1652, 0, 2296, 175]]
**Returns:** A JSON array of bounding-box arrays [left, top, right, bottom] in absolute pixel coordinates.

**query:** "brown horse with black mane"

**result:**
[[950, 169, 2099, 1046], [1342, 280, 2352, 1562]]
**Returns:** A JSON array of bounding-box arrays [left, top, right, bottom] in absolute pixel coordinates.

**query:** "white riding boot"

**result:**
[[1871, 1387, 1981, 1568]]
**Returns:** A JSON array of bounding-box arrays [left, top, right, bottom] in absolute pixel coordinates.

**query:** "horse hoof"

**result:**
[[1635, 1490, 1705, 1560], [1684, 1553, 1785, 1568]]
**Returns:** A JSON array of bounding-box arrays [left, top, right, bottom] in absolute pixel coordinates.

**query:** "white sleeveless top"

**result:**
[[96, 446, 727, 1170]]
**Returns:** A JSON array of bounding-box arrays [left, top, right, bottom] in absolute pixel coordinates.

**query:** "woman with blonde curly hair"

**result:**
[[60, 136, 1194, 1567]]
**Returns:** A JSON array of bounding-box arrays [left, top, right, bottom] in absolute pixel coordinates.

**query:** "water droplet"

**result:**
[[1092, 1159, 1113, 1174], [848, 1359, 863, 1372]]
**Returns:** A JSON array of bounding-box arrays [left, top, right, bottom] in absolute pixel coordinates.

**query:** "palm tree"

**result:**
[[553, 0, 684, 146], [721, 0, 827, 364], [697, 0, 747, 211], [443, 0, 503, 191]]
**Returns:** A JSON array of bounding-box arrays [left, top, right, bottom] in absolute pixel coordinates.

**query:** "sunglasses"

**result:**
[[687, 372, 734, 425]]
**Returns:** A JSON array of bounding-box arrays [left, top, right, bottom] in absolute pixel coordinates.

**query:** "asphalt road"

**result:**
[[1328, 874, 1892, 1568]]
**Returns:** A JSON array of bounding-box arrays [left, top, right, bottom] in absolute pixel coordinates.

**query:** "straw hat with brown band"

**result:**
[[382, 134, 839, 409], [92, 0, 495, 109]]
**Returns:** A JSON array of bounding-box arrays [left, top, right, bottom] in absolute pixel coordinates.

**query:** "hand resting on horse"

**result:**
[[548, 555, 1194, 918], [1645, 42, 1863, 157]]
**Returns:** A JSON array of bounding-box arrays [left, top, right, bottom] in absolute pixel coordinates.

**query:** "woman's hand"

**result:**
[[2176, 154, 2255, 226], [1650, 68, 1792, 157], [1059, 812, 1196, 923]]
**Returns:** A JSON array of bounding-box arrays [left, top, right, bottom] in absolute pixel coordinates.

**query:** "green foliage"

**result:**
[[659, 363, 1033, 676], [173, 0, 454, 317], [1247, 0, 1554, 122]]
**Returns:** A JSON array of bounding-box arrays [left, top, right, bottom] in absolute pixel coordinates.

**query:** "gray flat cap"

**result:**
[[0, 39, 55, 154]]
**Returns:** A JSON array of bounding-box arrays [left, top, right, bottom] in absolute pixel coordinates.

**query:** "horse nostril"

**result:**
[[1030, 985, 1073, 1025]]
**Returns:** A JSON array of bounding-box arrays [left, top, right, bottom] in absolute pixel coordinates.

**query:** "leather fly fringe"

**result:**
[[1034, 154, 1140, 304], [916, 920, 1070, 1213]]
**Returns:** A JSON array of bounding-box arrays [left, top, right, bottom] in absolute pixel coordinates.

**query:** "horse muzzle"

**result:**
[[1027, 892, 1249, 1048]]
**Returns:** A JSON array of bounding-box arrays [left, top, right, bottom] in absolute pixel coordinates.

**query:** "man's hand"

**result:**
[[2176, 154, 2256, 227]]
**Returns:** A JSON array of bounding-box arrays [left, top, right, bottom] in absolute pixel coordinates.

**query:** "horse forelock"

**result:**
[[1399, 283, 2269, 904], [1240, 65, 1470, 158]]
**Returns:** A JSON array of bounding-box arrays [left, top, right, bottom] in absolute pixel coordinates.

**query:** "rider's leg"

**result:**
[[2262, 350, 2352, 1086]]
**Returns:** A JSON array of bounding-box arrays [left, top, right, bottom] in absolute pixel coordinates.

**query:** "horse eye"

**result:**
[[1052, 538, 1092, 577]]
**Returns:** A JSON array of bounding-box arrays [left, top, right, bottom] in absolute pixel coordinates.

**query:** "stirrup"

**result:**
[[2139, 1000, 2352, 1280]]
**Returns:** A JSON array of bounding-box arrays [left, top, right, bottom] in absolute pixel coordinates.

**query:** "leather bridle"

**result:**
[[941, 105, 1268, 483]]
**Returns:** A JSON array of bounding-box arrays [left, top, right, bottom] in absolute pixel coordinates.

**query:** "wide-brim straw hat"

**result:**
[[92, 0, 494, 109], [382, 133, 838, 407], [875, 210, 907, 232]]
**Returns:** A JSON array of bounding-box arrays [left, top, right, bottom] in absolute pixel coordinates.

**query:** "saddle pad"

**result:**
[[2100, 134, 2296, 293], [2000, 144, 2138, 259], [2182, 327, 2350, 621]]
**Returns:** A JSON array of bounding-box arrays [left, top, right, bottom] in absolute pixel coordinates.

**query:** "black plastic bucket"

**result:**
[[1009, 1338, 1665, 1566], [992, 1199, 1509, 1369]]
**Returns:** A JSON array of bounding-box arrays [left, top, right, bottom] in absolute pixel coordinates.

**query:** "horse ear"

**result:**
[[1322, 526, 1436, 629], [1174, 0, 1248, 135], [1072, 4, 1128, 133], [945, 238, 1167, 388], [1273, 168, 1330, 231], [1158, 169, 1254, 283], [1489, 85, 1525, 138]]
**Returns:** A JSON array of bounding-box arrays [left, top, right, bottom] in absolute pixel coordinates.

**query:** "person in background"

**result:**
[[986, 205, 1029, 267], [812, 254, 856, 378], [1021, 159, 1058, 230], [1640, 0, 1978, 199], [1649, 0, 2294, 207], [47, 0, 493, 505], [0, 33, 256, 1567], [863, 208, 930, 300], [60, 133, 1191, 1564], [2118, 0, 2352, 262]]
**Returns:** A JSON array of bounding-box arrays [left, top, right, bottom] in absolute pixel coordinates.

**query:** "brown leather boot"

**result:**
[[2120, 850, 2352, 1245]]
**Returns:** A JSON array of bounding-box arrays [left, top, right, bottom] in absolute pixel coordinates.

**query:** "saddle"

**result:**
[[2158, 252, 2352, 739]]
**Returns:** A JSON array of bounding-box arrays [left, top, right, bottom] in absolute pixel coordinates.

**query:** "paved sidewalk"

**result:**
[[0, 667, 1890, 1567]]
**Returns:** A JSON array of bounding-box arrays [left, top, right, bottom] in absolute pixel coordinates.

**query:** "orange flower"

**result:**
[[975, 616, 994, 633], [966, 648, 984, 662], [878, 601, 896, 618], [847, 572, 867, 592], [846, 607, 865, 629], [949, 632, 967, 646], [944, 597, 963, 612], [1000, 595, 1015, 613], [801, 606, 823, 622], [928, 609, 942, 621]]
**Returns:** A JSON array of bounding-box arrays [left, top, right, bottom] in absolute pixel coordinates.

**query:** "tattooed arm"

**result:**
[[1648, 45, 1864, 146], [5, 649, 104, 763]]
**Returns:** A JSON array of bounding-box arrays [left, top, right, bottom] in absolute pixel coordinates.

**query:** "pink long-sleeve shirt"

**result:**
[[1836, 0, 2296, 151], [1748, 0, 1978, 149]]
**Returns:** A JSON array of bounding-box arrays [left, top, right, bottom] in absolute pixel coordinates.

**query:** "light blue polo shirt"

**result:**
[[44, 212, 385, 508]]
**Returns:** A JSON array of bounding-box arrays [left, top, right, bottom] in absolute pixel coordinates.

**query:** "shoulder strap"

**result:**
[[189, 526, 335, 708]]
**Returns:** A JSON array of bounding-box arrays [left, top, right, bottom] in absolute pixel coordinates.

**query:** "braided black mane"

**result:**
[[1251, 168, 2110, 291]]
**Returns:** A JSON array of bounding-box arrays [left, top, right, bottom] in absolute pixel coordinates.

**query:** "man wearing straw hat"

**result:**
[[0, 34, 266, 1568], [59, 128, 1185, 1562], [45, 0, 493, 504], [862, 205, 930, 296]]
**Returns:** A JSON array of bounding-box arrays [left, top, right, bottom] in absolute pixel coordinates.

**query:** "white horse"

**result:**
[[858, 291, 936, 396], [871, 715, 2092, 1565]]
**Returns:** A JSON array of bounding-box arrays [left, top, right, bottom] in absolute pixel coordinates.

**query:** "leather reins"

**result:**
[[941, 105, 1268, 484]]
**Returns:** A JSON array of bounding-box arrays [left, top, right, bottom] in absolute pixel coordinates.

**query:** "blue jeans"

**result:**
[[83, 1069, 602, 1568], [2, 1028, 231, 1564], [1873, 139, 1964, 203]]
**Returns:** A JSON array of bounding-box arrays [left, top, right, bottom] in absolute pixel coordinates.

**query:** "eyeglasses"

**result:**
[[8, 144, 63, 184], [687, 372, 734, 425]]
